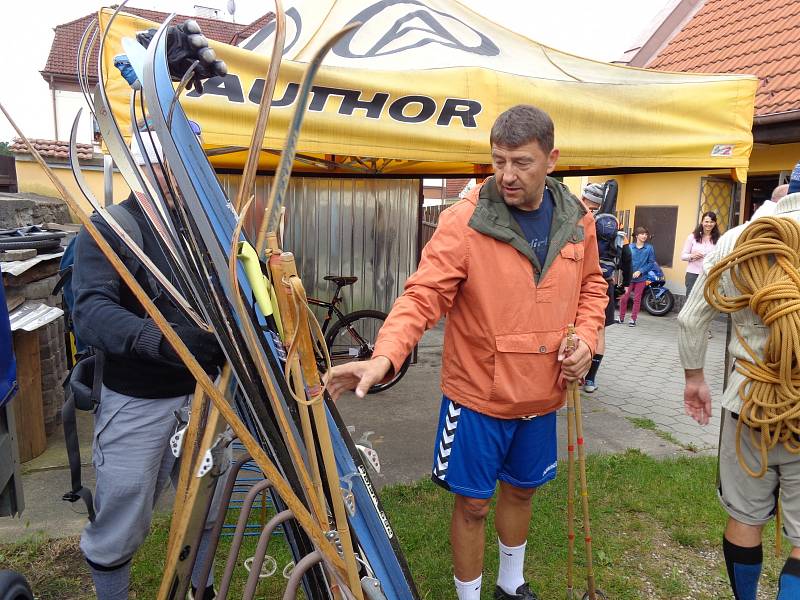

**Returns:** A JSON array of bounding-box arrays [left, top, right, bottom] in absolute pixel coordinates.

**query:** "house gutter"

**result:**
[[752, 110, 800, 145], [753, 110, 800, 125], [49, 75, 58, 140]]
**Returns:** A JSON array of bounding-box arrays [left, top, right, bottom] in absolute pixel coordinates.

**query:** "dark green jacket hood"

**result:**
[[468, 175, 587, 282]]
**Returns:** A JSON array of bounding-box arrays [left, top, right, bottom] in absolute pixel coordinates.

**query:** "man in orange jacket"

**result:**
[[326, 105, 607, 600]]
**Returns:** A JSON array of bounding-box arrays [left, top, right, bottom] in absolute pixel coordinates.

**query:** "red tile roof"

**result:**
[[229, 14, 275, 46], [11, 138, 94, 161], [646, 0, 800, 116], [41, 7, 273, 86], [444, 178, 471, 199]]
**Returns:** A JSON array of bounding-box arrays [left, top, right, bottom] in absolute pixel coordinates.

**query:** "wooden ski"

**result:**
[[254, 22, 360, 256], [234, 0, 286, 213], [158, 369, 232, 600]]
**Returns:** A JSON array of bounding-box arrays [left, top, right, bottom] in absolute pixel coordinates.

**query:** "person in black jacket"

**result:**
[[581, 183, 632, 392], [72, 131, 224, 600]]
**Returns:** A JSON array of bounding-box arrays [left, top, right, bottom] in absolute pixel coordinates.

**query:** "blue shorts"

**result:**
[[431, 396, 557, 499]]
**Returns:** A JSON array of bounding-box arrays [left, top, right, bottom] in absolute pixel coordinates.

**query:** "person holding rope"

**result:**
[[678, 180, 799, 600], [326, 104, 608, 600]]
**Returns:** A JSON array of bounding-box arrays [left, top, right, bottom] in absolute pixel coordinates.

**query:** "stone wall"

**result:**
[[38, 319, 67, 435], [1, 192, 71, 437], [0, 192, 70, 228]]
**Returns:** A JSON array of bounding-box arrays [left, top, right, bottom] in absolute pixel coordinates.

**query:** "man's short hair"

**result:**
[[772, 183, 789, 202], [490, 105, 554, 153]]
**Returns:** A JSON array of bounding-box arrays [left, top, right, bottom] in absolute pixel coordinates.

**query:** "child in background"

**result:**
[[618, 226, 657, 327]]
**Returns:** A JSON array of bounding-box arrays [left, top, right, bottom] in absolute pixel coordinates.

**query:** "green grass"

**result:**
[[0, 452, 784, 599], [627, 416, 689, 450]]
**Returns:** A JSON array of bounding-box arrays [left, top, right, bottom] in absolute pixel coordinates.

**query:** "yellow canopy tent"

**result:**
[[99, 0, 758, 179]]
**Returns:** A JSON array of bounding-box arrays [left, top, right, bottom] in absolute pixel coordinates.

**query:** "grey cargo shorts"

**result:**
[[718, 409, 800, 546]]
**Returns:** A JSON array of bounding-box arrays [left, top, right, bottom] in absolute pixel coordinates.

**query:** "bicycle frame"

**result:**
[[307, 283, 348, 336]]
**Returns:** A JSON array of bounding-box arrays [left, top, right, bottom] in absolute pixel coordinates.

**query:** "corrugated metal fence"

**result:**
[[219, 175, 420, 316], [420, 204, 447, 249]]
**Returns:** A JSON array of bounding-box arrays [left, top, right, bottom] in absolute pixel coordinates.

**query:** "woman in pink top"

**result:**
[[681, 211, 719, 298]]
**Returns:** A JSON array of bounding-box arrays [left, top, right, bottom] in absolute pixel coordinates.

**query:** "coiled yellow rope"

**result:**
[[704, 216, 800, 478]]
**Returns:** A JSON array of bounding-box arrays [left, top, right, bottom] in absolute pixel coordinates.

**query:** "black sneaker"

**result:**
[[494, 582, 539, 599]]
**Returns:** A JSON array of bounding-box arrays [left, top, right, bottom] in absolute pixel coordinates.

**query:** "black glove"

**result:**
[[136, 20, 227, 94], [160, 324, 225, 374]]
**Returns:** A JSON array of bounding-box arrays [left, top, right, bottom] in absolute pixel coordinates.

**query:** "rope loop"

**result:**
[[705, 217, 800, 477]]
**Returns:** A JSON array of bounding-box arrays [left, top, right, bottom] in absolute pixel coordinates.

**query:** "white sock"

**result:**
[[454, 573, 482, 600], [497, 539, 526, 595]]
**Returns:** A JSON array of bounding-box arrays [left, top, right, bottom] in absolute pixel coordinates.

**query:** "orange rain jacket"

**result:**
[[373, 176, 608, 419]]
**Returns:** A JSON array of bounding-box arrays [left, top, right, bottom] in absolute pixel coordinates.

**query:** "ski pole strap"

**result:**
[[61, 383, 96, 522]]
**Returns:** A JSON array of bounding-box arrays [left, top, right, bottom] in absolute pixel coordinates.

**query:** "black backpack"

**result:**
[[595, 213, 621, 280], [59, 204, 144, 521]]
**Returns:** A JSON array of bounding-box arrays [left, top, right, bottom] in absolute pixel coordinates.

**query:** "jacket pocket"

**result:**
[[560, 243, 584, 261], [490, 330, 564, 410]]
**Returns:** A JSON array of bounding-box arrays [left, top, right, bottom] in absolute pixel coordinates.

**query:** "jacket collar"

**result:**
[[468, 176, 586, 282]]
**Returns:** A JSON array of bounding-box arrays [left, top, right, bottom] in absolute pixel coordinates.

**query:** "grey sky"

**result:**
[[0, 0, 673, 142]]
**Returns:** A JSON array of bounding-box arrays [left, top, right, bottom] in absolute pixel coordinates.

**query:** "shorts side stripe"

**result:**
[[433, 401, 461, 480]]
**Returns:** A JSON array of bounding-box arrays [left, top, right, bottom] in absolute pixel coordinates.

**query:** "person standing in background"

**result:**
[[681, 211, 719, 299], [580, 183, 631, 393], [617, 226, 656, 327]]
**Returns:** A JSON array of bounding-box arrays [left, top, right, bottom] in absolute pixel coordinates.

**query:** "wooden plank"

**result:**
[[0, 249, 37, 261], [11, 330, 45, 462], [3, 261, 60, 287], [5, 294, 24, 312]]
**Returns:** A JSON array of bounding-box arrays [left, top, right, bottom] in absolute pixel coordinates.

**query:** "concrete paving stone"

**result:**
[[651, 416, 681, 431], [650, 404, 675, 418], [672, 428, 718, 447]]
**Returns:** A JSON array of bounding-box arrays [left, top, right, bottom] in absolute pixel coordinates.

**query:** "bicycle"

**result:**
[[308, 275, 411, 394]]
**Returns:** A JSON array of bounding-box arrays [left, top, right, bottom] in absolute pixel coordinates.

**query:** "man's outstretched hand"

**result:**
[[684, 369, 712, 425], [324, 356, 393, 401]]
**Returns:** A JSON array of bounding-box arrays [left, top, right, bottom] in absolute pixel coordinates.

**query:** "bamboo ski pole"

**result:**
[[269, 253, 352, 600], [232, 211, 353, 599], [0, 102, 347, 577], [268, 251, 328, 517], [567, 325, 598, 600], [566, 331, 577, 599]]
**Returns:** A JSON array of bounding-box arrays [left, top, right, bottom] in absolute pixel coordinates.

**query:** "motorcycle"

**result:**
[[641, 266, 675, 316], [615, 266, 675, 316]]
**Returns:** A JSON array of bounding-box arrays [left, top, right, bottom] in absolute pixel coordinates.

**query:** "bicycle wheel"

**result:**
[[324, 309, 411, 394], [0, 570, 33, 600]]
